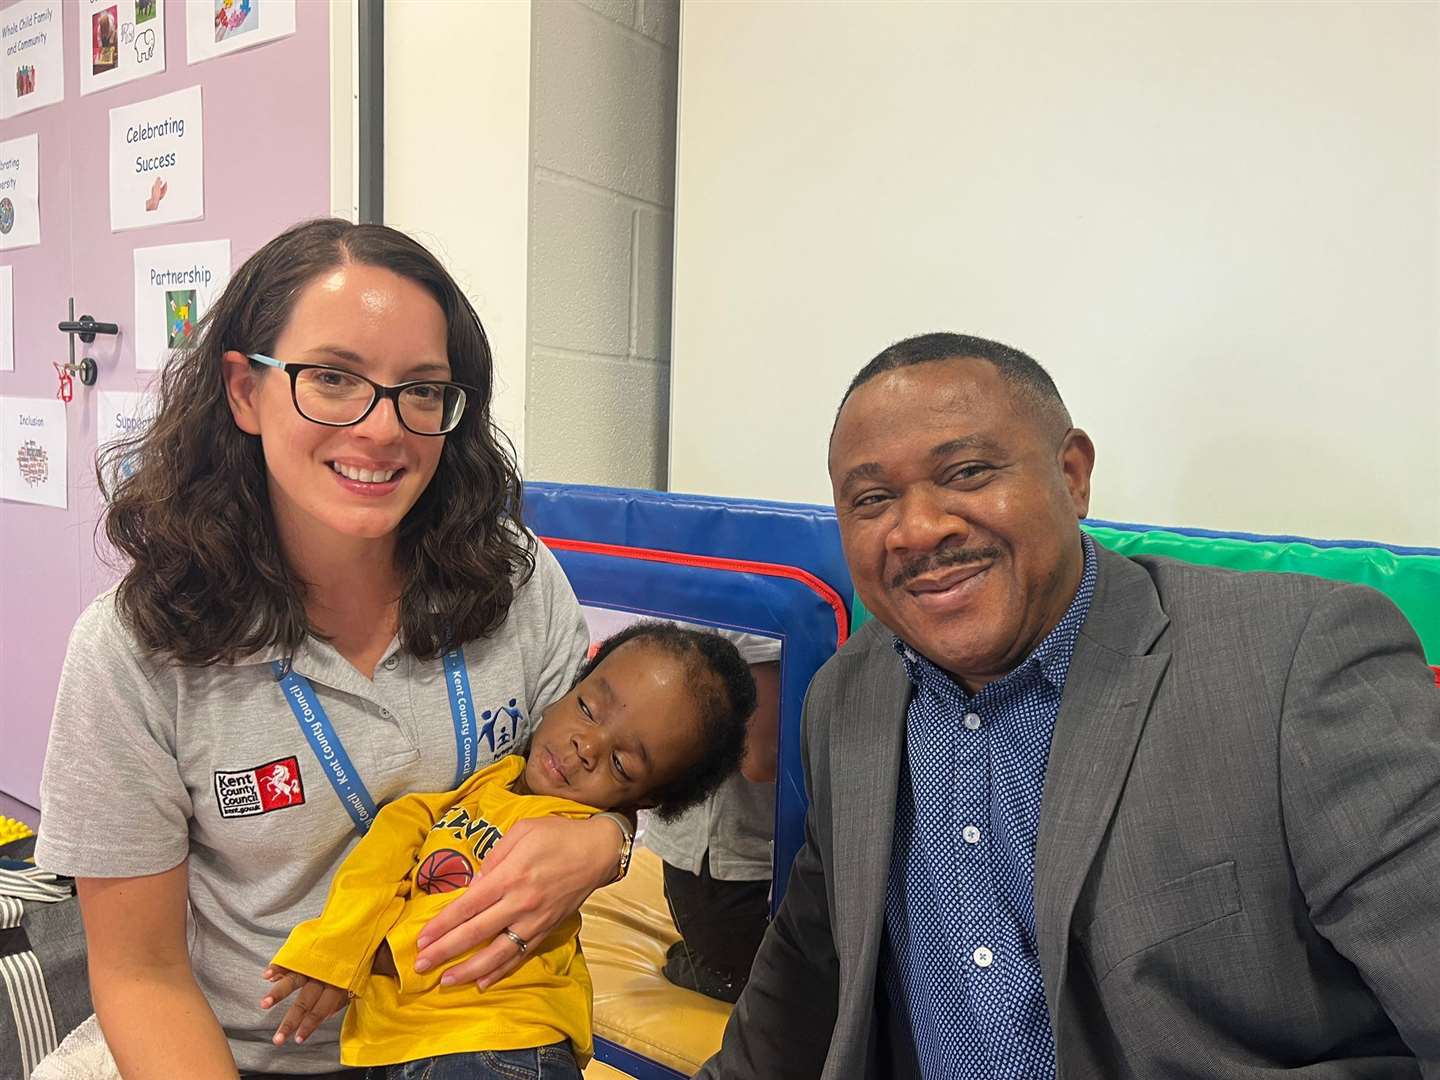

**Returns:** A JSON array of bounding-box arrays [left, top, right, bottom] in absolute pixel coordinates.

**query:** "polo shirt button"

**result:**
[[973, 946, 994, 968], [383, 657, 399, 671], [962, 825, 981, 844], [963, 713, 982, 731], [380, 708, 393, 720]]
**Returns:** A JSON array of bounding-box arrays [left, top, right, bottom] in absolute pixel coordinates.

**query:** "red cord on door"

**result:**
[[54, 361, 74, 404]]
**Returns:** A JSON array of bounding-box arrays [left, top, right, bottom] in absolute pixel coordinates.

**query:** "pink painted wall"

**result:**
[[0, 0, 333, 809]]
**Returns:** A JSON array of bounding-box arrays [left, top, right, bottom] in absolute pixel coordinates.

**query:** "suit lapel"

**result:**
[[829, 629, 910, 985], [1034, 546, 1171, 1021]]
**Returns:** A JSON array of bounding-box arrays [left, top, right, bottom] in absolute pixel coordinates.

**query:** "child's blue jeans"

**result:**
[[363, 1042, 582, 1080]]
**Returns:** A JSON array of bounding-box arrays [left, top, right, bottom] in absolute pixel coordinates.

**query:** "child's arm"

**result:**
[[260, 966, 350, 1047], [268, 780, 485, 996], [260, 938, 400, 1044]]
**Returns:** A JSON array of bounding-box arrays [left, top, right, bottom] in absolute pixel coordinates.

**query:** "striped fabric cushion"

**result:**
[[0, 854, 75, 1077], [0, 942, 59, 1078]]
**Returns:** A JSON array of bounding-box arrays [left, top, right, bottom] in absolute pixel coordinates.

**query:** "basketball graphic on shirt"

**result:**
[[416, 848, 474, 895]]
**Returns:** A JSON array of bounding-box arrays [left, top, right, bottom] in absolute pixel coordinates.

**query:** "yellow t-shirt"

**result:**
[[272, 755, 599, 1067]]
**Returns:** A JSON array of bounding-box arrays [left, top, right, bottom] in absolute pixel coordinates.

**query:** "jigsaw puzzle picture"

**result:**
[[214, 0, 256, 42], [165, 289, 196, 347]]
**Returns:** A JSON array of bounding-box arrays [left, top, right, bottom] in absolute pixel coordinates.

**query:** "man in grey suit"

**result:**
[[699, 333, 1440, 1079]]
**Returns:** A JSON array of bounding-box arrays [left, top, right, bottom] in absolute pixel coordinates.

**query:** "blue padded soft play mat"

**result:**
[[525, 483, 1440, 1080]]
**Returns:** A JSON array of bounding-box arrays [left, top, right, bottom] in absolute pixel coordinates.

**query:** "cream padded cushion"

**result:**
[[580, 848, 733, 1075]]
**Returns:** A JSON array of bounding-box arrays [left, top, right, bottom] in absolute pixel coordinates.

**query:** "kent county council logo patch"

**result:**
[[214, 756, 306, 819]]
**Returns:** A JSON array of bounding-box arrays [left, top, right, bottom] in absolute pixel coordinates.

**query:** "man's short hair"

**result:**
[[834, 332, 1070, 433]]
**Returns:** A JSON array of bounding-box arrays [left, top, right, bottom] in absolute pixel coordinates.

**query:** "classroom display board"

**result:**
[[78, 0, 166, 96], [108, 83, 204, 230], [669, 2, 1440, 548], [0, 0, 331, 811], [0, 0, 63, 118], [0, 131, 40, 248]]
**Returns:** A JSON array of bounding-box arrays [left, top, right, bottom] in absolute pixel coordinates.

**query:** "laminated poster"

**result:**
[[132, 238, 230, 369], [109, 84, 203, 231], [0, 265, 12, 371], [187, 0, 294, 64], [0, 132, 41, 250], [80, 0, 166, 96], [0, 395, 67, 508], [97, 388, 157, 491], [0, 0, 64, 119]]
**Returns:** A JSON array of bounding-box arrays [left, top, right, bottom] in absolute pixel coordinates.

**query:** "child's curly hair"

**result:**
[[579, 622, 759, 820]]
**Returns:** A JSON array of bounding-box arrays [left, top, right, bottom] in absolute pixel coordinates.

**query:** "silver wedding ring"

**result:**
[[503, 928, 528, 954]]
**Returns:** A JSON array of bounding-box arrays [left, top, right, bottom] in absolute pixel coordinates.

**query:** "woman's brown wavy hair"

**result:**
[[99, 218, 535, 665]]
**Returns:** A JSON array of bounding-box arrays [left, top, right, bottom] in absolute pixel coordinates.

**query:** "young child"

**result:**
[[260, 622, 756, 1079]]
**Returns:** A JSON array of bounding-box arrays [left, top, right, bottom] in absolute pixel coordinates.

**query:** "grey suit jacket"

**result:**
[[699, 544, 1440, 1079]]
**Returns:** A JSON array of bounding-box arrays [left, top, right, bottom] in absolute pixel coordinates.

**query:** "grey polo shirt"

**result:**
[[642, 630, 781, 882], [35, 541, 589, 1075]]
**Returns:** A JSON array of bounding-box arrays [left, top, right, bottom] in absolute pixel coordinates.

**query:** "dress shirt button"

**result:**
[[963, 712, 982, 731], [383, 656, 399, 671], [962, 825, 981, 844], [972, 946, 994, 968]]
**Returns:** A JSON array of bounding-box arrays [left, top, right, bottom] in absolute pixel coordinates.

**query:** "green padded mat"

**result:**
[[851, 525, 1440, 666]]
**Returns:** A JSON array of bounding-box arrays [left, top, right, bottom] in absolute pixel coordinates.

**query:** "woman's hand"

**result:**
[[260, 965, 349, 1046], [414, 814, 625, 989]]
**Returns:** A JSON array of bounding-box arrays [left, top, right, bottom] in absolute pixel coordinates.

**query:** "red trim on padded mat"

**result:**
[[1433, 666, 1439, 688], [541, 536, 850, 647]]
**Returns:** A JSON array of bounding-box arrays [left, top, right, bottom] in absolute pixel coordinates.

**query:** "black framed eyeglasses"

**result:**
[[247, 354, 475, 436]]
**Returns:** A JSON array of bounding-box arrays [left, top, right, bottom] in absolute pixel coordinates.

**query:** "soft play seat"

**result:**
[[525, 484, 851, 1079], [1083, 520, 1440, 670], [580, 848, 731, 1077], [530, 484, 1440, 1080], [584, 1058, 640, 1079], [854, 523, 1440, 684]]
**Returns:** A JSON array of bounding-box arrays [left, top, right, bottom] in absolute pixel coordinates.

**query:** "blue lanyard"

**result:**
[[272, 647, 479, 834], [441, 647, 477, 788]]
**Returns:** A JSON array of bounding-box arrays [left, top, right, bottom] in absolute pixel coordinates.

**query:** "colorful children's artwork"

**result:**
[[214, 0, 255, 41], [80, 0, 166, 95], [165, 288, 196, 347], [108, 85, 203, 231], [187, 0, 292, 64], [0, 134, 42, 251], [0, 267, 13, 372], [132, 239, 231, 370], [0, 396, 67, 509], [1, 1, 65, 118]]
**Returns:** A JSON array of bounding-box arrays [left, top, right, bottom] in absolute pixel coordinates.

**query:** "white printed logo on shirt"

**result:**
[[214, 756, 307, 819]]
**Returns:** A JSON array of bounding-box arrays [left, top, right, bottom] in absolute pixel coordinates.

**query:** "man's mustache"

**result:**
[[889, 544, 1002, 590]]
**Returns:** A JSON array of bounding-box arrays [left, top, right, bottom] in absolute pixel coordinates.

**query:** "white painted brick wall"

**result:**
[[633, 206, 672, 361], [533, 0, 677, 205], [529, 178, 634, 357], [526, 0, 679, 490]]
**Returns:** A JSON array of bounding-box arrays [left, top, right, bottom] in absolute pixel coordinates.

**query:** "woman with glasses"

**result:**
[[33, 219, 631, 1079]]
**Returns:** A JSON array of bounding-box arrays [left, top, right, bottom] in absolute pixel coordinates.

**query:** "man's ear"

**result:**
[[220, 350, 263, 436], [1057, 427, 1096, 519]]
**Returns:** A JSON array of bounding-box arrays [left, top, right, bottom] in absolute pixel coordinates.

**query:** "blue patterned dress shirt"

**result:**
[[882, 535, 1098, 1080]]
